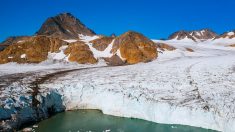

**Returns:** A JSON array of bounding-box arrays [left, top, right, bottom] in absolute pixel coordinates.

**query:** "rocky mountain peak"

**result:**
[[190, 29, 217, 40], [168, 29, 218, 41], [216, 30, 235, 39], [36, 13, 95, 39], [168, 30, 196, 41]]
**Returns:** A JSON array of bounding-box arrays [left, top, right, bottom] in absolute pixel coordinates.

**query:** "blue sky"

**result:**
[[0, 0, 235, 42]]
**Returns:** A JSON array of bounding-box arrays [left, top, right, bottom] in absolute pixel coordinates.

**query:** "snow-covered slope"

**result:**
[[211, 31, 235, 46], [0, 39, 235, 131]]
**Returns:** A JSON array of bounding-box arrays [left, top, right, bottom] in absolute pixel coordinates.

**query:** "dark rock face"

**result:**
[[36, 13, 96, 39], [168, 29, 218, 41]]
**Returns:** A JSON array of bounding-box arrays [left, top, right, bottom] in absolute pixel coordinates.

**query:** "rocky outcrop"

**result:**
[[111, 31, 157, 64], [169, 29, 218, 41], [155, 43, 176, 51], [228, 44, 235, 47], [104, 54, 125, 66], [36, 13, 95, 39], [90, 36, 114, 51], [64, 41, 97, 64], [186, 48, 194, 52], [0, 36, 68, 64]]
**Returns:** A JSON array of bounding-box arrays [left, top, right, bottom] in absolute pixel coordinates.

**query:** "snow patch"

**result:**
[[227, 32, 234, 36], [196, 32, 201, 36], [47, 45, 68, 61], [20, 54, 26, 59], [79, 34, 99, 43], [201, 30, 206, 34], [63, 39, 78, 43], [17, 40, 24, 43]]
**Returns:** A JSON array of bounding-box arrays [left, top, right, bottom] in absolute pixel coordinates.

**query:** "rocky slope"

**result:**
[[0, 36, 68, 64], [0, 32, 158, 65], [36, 13, 96, 39], [169, 29, 218, 41]]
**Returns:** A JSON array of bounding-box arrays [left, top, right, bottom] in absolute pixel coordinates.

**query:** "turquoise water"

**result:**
[[33, 110, 217, 132]]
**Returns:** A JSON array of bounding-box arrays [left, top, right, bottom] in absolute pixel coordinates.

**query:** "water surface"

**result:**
[[33, 110, 217, 132]]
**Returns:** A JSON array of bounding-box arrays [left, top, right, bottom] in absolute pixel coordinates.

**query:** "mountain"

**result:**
[[168, 29, 218, 41], [1, 12, 235, 65], [216, 30, 235, 39], [36, 13, 96, 39]]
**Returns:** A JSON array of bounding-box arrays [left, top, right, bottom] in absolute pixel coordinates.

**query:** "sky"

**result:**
[[0, 0, 235, 42]]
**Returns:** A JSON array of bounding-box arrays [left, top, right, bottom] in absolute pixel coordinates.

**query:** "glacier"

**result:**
[[0, 40, 235, 131]]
